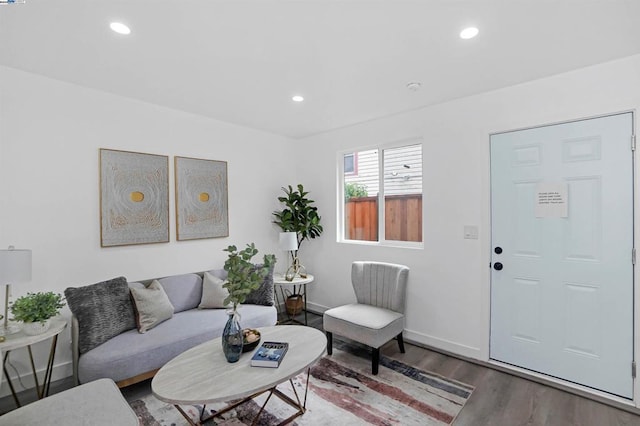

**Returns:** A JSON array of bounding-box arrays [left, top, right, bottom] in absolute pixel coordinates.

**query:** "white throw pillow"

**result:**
[[130, 280, 174, 333], [198, 271, 230, 309]]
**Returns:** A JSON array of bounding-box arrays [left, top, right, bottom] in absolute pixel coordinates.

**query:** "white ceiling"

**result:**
[[2, 0, 640, 139]]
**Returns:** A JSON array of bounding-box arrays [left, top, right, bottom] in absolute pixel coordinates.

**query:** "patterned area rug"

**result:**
[[128, 341, 473, 425]]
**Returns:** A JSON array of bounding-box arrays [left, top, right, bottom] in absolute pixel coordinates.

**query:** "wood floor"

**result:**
[[394, 341, 640, 426], [2, 311, 640, 425]]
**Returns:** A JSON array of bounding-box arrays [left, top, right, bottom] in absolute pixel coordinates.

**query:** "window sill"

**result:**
[[337, 239, 424, 250]]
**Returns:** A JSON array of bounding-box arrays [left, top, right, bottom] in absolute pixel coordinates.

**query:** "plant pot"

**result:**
[[22, 319, 51, 336], [285, 294, 304, 316]]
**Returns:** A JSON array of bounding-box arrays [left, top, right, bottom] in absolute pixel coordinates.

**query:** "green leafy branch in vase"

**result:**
[[222, 243, 276, 311]]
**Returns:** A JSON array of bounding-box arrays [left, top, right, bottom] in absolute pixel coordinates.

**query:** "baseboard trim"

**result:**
[[305, 302, 329, 314], [403, 329, 481, 359], [0, 360, 72, 399]]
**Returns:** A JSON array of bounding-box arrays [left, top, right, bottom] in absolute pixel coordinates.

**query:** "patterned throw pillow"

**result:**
[[244, 264, 275, 306], [65, 276, 136, 354], [130, 280, 174, 333]]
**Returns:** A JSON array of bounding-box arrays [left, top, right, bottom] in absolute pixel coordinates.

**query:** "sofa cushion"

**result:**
[[78, 304, 277, 384], [198, 272, 230, 309], [244, 264, 275, 306], [207, 268, 228, 280], [130, 280, 174, 333], [157, 273, 203, 313], [65, 276, 136, 354]]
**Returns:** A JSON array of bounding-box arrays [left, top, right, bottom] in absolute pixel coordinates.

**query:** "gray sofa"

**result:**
[[69, 269, 277, 387]]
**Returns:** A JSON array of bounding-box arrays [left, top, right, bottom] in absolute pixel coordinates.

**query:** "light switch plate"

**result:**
[[464, 225, 479, 239]]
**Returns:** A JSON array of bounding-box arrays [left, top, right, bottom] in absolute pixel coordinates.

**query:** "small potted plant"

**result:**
[[221, 243, 276, 362], [10, 292, 65, 335]]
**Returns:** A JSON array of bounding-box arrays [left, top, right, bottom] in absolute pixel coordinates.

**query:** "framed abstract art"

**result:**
[[99, 149, 170, 247], [175, 156, 229, 240]]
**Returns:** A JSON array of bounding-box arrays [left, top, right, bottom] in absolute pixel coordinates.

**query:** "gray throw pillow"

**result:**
[[244, 264, 275, 306], [198, 272, 230, 309], [157, 273, 203, 313], [130, 280, 174, 333], [65, 276, 136, 354]]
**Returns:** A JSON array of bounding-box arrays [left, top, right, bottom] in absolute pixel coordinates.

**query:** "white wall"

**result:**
[[296, 54, 640, 364], [0, 66, 296, 394]]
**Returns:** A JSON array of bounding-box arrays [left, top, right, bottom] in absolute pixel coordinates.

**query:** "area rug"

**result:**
[[128, 341, 473, 425]]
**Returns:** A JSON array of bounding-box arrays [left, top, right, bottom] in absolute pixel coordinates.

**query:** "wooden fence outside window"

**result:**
[[345, 194, 422, 242]]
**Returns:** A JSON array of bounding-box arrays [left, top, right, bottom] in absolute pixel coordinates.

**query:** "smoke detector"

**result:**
[[406, 82, 422, 92]]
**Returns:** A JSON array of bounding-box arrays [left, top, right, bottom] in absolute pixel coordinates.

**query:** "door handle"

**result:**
[[494, 262, 503, 271]]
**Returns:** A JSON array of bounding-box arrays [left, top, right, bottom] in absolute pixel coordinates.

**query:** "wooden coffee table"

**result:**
[[151, 325, 326, 425]]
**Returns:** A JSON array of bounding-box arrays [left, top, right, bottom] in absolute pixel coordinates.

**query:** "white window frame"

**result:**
[[337, 139, 424, 249]]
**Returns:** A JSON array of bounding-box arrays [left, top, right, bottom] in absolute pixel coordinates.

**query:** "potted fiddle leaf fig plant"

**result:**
[[272, 184, 323, 280], [221, 243, 275, 362], [10, 291, 65, 335]]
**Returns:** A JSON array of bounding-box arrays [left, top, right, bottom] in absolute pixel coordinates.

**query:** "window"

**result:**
[[343, 153, 357, 175], [340, 142, 422, 245]]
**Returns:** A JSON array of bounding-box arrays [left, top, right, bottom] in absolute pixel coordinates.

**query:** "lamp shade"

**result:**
[[0, 248, 32, 284], [278, 232, 298, 251]]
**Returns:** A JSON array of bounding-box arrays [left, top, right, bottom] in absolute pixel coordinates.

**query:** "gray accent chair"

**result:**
[[323, 261, 409, 375]]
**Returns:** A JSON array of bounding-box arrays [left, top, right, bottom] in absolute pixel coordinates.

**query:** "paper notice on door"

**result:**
[[535, 183, 568, 218]]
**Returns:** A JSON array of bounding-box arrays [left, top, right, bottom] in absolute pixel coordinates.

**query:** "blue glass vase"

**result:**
[[222, 309, 243, 363]]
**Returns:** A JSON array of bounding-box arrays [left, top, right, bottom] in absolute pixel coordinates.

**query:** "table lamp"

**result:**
[[278, 232, 300, 281], [0, 246, 32, 334]]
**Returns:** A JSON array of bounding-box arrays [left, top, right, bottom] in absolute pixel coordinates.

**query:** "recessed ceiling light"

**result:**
[[460, 27, 479, 39], [110, 22, 131, 35], [292, 95, 304, 102]]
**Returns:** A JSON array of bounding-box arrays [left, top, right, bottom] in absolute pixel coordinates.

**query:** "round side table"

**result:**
[[0, 319, 67, 408], [273, 273, 315, 325]]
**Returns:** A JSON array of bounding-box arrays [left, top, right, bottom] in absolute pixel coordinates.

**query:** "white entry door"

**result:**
[[490, 113, 634, 398]]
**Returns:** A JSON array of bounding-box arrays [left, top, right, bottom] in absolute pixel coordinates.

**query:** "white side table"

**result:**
[[273, 273, 314, 326], [0, 319, 67, 408]]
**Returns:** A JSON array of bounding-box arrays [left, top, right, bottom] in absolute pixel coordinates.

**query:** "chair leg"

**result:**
[[372, 347, 379, 375], [397, 333, 405, 353], [326, 332, 333, 355]]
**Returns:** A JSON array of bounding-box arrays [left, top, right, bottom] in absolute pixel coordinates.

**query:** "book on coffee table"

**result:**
[[250, 341, 289, 368]]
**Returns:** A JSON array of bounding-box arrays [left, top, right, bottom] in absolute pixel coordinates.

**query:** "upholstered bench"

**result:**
[[0, 378, 138, 425]]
